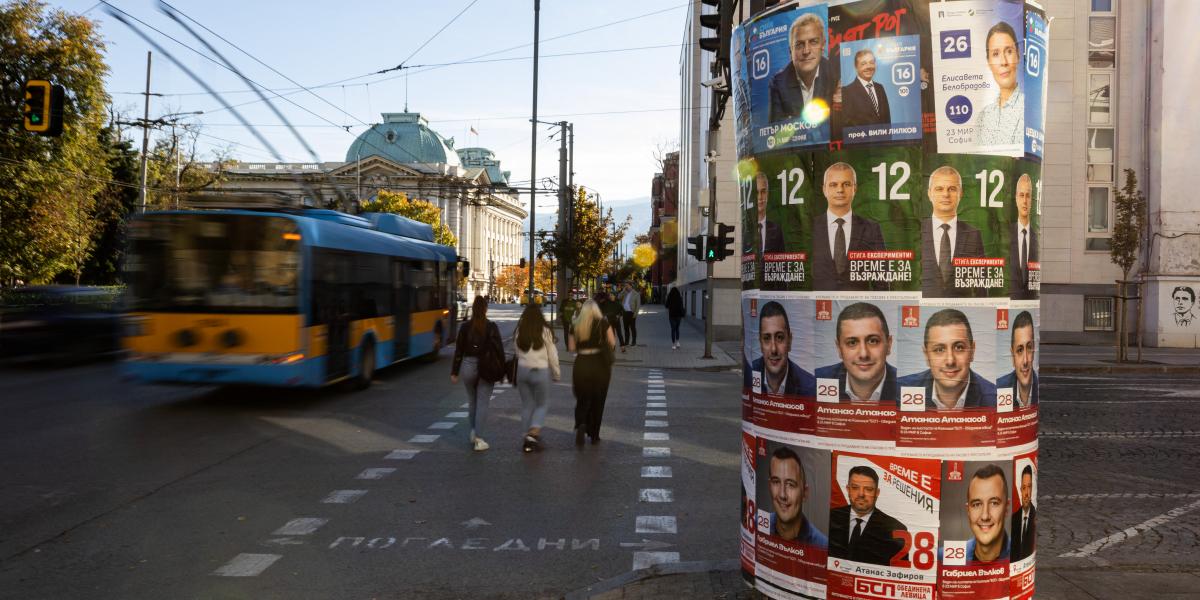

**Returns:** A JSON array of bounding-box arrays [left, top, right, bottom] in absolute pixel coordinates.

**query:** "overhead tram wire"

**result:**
[[380, 0, 482, 76]]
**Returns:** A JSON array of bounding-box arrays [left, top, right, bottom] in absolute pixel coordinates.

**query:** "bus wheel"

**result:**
[[354, 339, 375, 390]]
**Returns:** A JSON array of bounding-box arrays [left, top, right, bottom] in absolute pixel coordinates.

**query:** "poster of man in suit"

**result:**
[[754, 440, 831, 599], [1009, 172, 1040, 300], [835, 37, 923, 145], [939, 461, 1014, 598]]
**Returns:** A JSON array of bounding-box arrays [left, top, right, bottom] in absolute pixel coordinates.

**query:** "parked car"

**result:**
[[544, 292, 558, 304], [0, 285, 122, 361], [456, 294, 470, 321]]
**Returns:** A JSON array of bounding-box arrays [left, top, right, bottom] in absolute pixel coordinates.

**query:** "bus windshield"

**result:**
[[126, 214, 301, 313]]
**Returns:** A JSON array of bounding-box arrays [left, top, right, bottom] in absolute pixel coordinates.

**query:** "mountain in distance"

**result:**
[[522, 196, 652, 242]]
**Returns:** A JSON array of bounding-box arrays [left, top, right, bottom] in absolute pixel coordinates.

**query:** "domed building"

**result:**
[[209, 112, 527, 299]]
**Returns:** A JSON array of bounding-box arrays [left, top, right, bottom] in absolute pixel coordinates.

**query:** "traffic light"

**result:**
[[698, 0, 732, 64], [712, 222, 736, 261], [23, 80, 64, 136], [519, 258, 527, 269], [686, 234, 707, 262]]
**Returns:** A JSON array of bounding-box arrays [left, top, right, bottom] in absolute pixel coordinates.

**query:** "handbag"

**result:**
[[476, 324, 506, 383], [505, 356, 518, 384]]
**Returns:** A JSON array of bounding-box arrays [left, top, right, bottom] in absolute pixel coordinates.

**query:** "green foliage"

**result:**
[[1110, 168, 1146, 281], [541, 187, 630, 284], [0, 0, 111, 286], [361, 190, 458, 247]]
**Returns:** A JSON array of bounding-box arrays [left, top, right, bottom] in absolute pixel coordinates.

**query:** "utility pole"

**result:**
[[704, 151, 718, 360], [527, 0, 541, 300], [138, 51, 152, 213], [557, 120, 569, 315]]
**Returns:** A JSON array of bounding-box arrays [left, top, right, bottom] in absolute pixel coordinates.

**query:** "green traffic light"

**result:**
[[31, 115, 40, 123]]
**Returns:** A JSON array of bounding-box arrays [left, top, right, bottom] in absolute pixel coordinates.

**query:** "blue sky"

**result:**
[[50, 0, 690, 209]]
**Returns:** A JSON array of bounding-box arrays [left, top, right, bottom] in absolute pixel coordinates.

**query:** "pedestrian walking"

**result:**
[[598, 291, 626, 349], [513, 304, 561, 452], [619, 282, 641, 349], [666, 287, 685, 349], [451, 296, 505, 452], [568, 299, 617, 446]]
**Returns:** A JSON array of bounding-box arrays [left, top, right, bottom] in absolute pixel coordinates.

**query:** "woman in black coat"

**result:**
[[665, 287, 685, 350]]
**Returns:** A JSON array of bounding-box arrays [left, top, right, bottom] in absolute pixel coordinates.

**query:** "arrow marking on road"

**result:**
[[462, 517, 492, 529]]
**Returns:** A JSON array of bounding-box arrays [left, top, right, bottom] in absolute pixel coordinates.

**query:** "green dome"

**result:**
[[346, 112, 461, 169]]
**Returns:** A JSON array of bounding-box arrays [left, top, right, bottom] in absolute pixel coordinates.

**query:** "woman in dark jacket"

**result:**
[[568, 299, 617, 446], [666, 287, 685, 350], [451, 296, 504, 451]]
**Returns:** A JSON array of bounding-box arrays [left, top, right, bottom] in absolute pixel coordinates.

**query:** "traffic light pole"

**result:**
[[704, 165, 717, 359], [138, 51, 152, 213]]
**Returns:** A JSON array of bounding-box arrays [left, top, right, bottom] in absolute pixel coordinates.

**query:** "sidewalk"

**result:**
[[555, 304, 740, 371], [1040, 343, 1198, 373]]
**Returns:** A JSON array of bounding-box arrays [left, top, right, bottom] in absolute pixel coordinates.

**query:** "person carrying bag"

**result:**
[[513, 304, 560, 452], [451, 296, 505, 452]]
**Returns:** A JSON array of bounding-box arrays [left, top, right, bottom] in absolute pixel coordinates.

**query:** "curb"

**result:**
[[563, 559, 742, 600], [1042, 364, 1199, 374]]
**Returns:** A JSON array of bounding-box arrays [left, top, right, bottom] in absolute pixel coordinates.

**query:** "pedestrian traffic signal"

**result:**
[[712, 222, 736, 261], [23, 80, 64, 136], [686, 234, 707, 262]]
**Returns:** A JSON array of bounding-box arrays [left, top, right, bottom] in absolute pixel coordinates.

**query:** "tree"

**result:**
[[491, 260, 553, 299], [75, 122, 139, 284], [541, 187, 629, 287], [1, 1, 111, 286], [361, 189, 457, 247], [141, 119, 224, 210], [1109, 168, 1147, 362]]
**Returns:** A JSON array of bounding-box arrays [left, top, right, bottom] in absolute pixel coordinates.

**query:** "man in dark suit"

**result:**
[[1009, 174, 1039, 299], [840, 50, 892, 128], [829, 466, 908, 566], [815, 302, 898, 404], [751, 300, 816, 397], [1009, 464, 1036, 561], [897, 308, 997, 409], [996, 310, 1038, 408], [812, 162, 886, 290], [768, 12, 837, 123], [921, 166, 985, 297], [754, 172, 784, 253]]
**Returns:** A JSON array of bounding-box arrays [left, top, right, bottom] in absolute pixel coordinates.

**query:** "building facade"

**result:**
[[649, 151, 680, 302]]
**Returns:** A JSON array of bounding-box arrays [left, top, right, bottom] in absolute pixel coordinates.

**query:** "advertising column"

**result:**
[[732, 1, 1046, 598]]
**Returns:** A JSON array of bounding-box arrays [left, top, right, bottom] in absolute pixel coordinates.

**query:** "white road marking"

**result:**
[[322, 490, 368, 504], [644, 420, 669, 428], [639, 489, 674, 503], [385, 449, 420, 460], [428, 422, 457, 430], [1042, 492, 1200, 501], [641, 466, 673, 478], [1059, 498, 1200, 558], [272, 518, 328, 536], [643, 447, 671, 458], [356, 467, 396, 480], [647, 395, 667, 401], [461, 402, 469, 408], [409, 434, 440, 443], [645, 410, 668, 417], [446, 411, 469, 418], [647, 402, 667, 408], [1042, 431, 1200, 439], [212, 553, 281, 577], [635, 515, 677, 534], [643, 432, 670, 441], [632, 551, 679, 570]]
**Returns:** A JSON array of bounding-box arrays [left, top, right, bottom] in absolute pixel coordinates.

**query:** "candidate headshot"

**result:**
[[977, 21, 1024, 146], [840, 49, 892, 128], [813, 162, 886, 291], [921, 166, 985, 297], [897, 308, 997, 410], [768, 12, 836, 123], [996, 311, 1038, 408], [1010, 174, 1039, 299], [815, 302, 898, 403], [768, 446, 828, 546], [1010, 464, 1036, 561], [965, 464, 1010, 564], [829, 465, 908, 565], [752, 301, 816, 397], [1173, 286, 1198, 327], [756, 171, 784, 253]]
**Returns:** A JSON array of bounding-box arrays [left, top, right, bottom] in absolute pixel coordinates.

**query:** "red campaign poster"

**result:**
[[996, 304, 1039, 450], [1009, 452, 1038, 600], [825, 452, 940, 600], [742, 426, 758, 577], [938, 460, 1014, 599], [753, 393, 818, 438], [755, 438, 831, 599], [751, 294, 817, 437]]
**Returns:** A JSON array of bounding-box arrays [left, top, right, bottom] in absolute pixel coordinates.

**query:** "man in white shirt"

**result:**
[[1009, 465, 1036, 561], [840, 49, 892, 128], [828, 465, 908, 565], [768, 12, 836, 123], [619, 282, 641, 351], [1009, 174, 1039, 299], [920, 166, 985, 297], [897, 308, 997, 409]]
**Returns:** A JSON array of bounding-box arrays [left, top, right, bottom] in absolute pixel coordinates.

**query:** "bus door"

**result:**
[[392, 259, 411, 359], [315, 251, 351, 380]]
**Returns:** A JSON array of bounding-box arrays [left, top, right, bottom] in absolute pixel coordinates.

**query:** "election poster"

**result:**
[[812, 147, 924, 293], [939, 460, 1014, 599], [812, 297, 907, 450], [1023, 1, 1049, 158], [754, 153, 816, 292], [743, 291, 760, 422], [742, 3, 835, 153], [826, 452, 941, 600], [996, 305, 1039, 450], [755, 438, 832, 599], [742, 425, 759, 579], [1009, 451, 1038, 600], [930, 0, 1026, 156], [733, 20, 754, 160], [834, 35, 923, 146], [920, 153, 1019, 299], [1009, 160, 1042, 300], [742, 172, 762, 290], [895, 300, 999, 456], [751, 293, 817, 439]]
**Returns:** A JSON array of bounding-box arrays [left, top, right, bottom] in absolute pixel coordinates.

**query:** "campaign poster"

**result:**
[[742, 3, 835, 154], [733, 21, 754, 160], [1008, 160, 1042, 300], [1009, 452, 1038, 599], [826, 452, 941, 600], [1022, 2, 1049, 158], [755, 439, 832, 599], [930, 0, 1026, 156], [919, 153, 1018, 299], [742, 425, 759, 579], [996, 304, 1039, 450], [895, 300, 999, 456], [834, 35, 923, 146], [811, 147, 923, 292], [744, 291, 760, 417], [742, 171, 762, 290], [812, 297, 907, 451], [754, 153, 816, 292], [751, 293, 817, 439], [939, 460, 1014, 599]]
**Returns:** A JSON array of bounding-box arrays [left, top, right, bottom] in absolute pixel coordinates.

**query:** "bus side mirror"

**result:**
[[461, 260, 470, 276]]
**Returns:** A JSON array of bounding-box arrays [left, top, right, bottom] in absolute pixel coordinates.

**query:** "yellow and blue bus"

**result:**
[[121, 205, 461, 388]]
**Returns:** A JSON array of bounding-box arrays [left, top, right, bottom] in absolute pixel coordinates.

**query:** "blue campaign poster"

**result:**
[[835, 34, 923, 145], [1023, 4, 1049, 158]]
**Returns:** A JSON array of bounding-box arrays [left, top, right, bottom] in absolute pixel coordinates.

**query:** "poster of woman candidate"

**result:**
[[741, 3, 835, 153], [826, 452, 941, 600], [755, 438, 832, 599], [938, 460, 1015, 599], [930, 0, 1026, 157]]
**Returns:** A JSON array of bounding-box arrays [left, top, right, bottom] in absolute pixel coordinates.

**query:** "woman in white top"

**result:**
[[514, 304, 561, 452]]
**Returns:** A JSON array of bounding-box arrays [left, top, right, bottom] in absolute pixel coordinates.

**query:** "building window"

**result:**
[[1086, 2, 1116, 250], [1088, 74, 1111, 124], [1084, 296, 1115, 330], [1088, 187, 1111, 232]]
